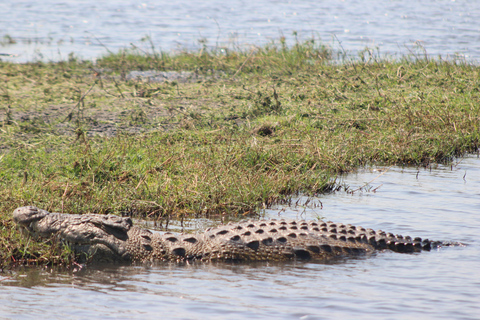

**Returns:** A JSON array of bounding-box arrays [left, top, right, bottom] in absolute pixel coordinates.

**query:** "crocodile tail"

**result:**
[[365, 234, 465, 253]]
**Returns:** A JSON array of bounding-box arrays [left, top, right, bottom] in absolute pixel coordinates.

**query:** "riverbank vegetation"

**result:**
[[1, 38, 479, 267]]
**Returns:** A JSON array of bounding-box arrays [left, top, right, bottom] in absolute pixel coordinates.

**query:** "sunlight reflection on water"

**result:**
[[1, 0, 480, 62]]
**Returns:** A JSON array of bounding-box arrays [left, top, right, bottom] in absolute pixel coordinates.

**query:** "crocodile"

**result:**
[[13, 206, 455, 264]]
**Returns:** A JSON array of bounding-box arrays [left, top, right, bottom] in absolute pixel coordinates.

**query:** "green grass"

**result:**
[[1, 37, 479, 267]]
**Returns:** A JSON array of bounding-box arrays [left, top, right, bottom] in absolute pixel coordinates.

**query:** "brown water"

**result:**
[[1, 156, 479, 320], [1, 0, 479, 62]]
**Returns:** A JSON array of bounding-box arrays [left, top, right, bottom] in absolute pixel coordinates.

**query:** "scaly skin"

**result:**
[[13, 206, 451, 263]]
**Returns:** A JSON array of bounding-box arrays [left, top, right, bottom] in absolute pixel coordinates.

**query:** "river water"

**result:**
[[1, 156, 479, 319], [1, 0, 480, 62], [2, 1, 480, 319]]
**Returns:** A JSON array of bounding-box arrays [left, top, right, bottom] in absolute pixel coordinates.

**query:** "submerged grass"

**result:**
[[1, 37, 479, 267]]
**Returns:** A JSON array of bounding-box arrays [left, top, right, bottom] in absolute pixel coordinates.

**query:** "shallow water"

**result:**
[[1, 156, 479, 319], [1, 0, 480, 62]]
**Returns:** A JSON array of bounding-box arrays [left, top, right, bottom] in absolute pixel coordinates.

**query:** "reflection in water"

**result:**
[[1, 156, 479, 319]]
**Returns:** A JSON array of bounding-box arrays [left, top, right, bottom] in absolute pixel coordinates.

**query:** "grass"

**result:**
[[1, 37, 479, 267]]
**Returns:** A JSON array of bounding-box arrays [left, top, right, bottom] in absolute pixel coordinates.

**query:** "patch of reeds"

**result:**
[[96, 35, 331, 76]]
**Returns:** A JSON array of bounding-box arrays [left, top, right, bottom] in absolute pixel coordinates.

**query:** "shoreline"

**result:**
[[1, 42, 479, 267]]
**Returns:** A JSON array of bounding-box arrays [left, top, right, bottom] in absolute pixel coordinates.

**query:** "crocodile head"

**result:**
[[13, 206, 134, 263]]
